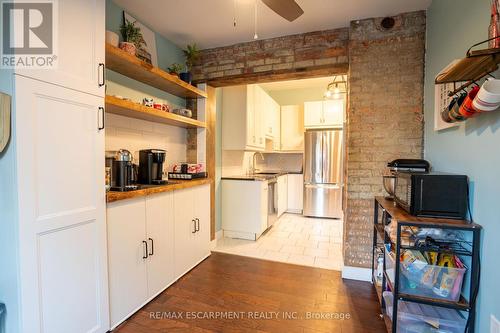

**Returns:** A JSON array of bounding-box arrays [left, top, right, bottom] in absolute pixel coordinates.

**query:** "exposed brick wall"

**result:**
[[193, 11, 426, 269], [192, 29, 349, 85], [344, 12, 425, 268]]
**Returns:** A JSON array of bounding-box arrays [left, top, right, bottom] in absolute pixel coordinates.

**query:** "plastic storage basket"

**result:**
[[383, 292, 466, 333], [385, 250, 466, 302]]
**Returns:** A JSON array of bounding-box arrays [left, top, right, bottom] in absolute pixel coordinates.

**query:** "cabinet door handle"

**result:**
[[195, 218, 200, 232], [192, 219, 197, 233], [98, 106, 105, 130], [98, 63, 105, 87], [142, 240, 148, 259], [148, 237, 154, 256]]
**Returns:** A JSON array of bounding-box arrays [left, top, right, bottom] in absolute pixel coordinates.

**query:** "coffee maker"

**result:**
[[138, 149, 167, 185], [110, 149, 138, 191]]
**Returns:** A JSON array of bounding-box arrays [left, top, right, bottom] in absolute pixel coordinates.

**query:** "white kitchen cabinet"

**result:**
[[272, 100, 281, 151], [281, 105, 304, 151], [277, 175, 288, 216], [174, 184, 211, 278], [107, 192, 175, 329], [107, 186, 208, 329], [222, 85, 281, 151], [15, 0, 105, 97], [107, 198, 148, 329], [145, 192, 175, 298], [222, 180, 269, 240], [287, 174, 304, 213], [304, 100, 344, 128], [222, 85, 265, 151], [14, 75, 109, 333]]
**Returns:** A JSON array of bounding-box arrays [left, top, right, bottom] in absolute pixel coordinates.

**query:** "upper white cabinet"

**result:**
[[15, 0, 105, 97], [222, 85, 282, 151], [14, 75, 108, 333], [222, 85, 264, 151], [281, 105, 304, 151], [304, 100, 344, 128], [174, 184, 211, 278]]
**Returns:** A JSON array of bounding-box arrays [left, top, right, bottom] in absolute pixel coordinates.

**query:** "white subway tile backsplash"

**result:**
[[106, 116, 187, 172]]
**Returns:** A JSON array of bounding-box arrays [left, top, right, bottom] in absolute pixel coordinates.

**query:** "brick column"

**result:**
[[344, 11, 425, 268]]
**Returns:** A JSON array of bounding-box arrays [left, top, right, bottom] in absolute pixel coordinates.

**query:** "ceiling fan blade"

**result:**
[[261, 0, 304, 22]]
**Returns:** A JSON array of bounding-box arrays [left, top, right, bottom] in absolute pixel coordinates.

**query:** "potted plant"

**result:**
[[167, 63, 184, 77], [119, 19, 146, 56], [180, 43, 200, 84]]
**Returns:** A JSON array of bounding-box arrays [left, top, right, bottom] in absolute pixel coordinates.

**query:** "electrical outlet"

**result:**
[[491, 315, 500, 333]]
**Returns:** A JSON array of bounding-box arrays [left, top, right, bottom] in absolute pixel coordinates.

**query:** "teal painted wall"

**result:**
[[105, 0, 186, 108], [0, 70, 20, 333], [425, 1, 500, 331]]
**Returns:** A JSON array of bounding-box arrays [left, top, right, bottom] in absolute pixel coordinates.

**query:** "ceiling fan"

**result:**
[[261, 0, 304, 22]]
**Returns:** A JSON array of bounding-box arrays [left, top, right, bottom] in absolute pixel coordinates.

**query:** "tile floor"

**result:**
[[213, 213, 343, 270]]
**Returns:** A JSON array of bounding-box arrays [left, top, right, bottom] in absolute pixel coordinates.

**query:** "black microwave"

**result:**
[[394, 172, 468, 219]]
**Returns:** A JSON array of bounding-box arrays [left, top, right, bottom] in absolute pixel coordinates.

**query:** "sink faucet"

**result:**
[[251, 152, 265, 174]]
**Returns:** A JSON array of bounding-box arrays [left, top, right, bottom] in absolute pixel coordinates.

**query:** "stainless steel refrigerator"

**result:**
[[303, 129, 343, 218]]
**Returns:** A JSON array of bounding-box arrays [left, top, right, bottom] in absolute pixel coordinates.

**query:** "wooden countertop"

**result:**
[[107, 178, 212, 203], [375, 196, 481, 229]]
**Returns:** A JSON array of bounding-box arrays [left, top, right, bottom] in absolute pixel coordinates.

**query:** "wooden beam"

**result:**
[[205, 86, 217, 241], [194, 63, 349, 87]]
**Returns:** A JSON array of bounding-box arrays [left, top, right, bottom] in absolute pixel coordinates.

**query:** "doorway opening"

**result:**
[[213, 75, 348, 270]]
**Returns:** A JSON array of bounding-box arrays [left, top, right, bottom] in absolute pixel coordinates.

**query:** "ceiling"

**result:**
[[259, 76, 339, 92], [113, 0, 432, 49]]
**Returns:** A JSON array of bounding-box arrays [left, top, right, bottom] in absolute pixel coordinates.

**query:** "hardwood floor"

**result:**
[[112, 253, 386, 333]]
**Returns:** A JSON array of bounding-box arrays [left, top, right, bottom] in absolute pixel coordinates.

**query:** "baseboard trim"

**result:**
[[341, 266, 372, 282], [210, 230, 223, 250]]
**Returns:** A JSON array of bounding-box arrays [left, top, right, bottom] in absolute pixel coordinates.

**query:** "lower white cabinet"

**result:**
[[107, 197, 149, 329], [107, 184, 210, 329], [277, 175, 288, 216], [222, 180, 268, 240], [287, 174, 304, 213], [173, 184, 211, 278]]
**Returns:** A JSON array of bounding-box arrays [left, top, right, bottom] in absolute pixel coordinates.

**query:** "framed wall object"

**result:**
[[123, 11, 158, 66], [0, 92, 11, 153]]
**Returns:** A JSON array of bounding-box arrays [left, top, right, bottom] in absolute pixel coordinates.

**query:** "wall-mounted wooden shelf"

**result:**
[[105, 44, 207, 99], [435, 47, 500, 85], [105, 95, 206, 129]]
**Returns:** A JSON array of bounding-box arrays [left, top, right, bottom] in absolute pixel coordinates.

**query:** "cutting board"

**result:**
[[0, 92, 11, 153]]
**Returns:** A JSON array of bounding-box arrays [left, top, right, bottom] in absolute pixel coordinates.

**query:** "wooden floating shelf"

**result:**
[[105, 95, 206, 129], [435, 47, 500, 84], [105, 44, 207, 99]]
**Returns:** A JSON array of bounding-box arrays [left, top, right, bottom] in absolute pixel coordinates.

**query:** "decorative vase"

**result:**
[[179, 72, 192, 84], [119, 42, 136, 56], [105, 30, 119, 47]]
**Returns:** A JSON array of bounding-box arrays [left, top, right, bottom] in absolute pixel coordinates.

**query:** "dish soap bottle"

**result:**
[[489, 0, 500, 48]]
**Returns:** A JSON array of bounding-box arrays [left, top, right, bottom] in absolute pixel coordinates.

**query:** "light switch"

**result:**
[[492, 315, 500, 333]]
